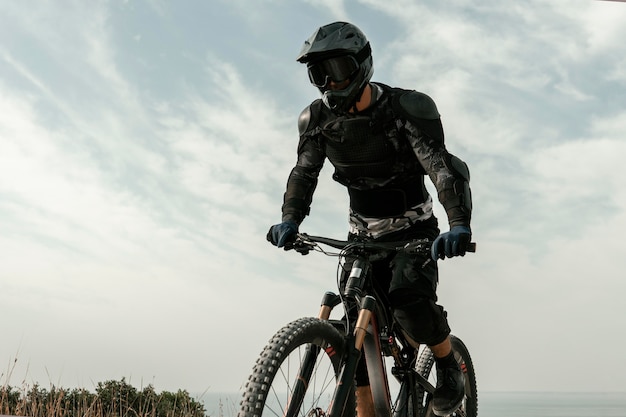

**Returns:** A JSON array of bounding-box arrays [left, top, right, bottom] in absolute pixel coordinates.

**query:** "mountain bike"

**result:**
[[238, 233, 477, 417]]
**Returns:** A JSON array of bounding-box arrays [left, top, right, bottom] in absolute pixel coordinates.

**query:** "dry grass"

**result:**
[[0, 381, 207, 417], [1, 359, 207, 417]]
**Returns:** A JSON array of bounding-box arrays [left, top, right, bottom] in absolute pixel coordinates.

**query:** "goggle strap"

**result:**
[[354, 42, 371, 64]]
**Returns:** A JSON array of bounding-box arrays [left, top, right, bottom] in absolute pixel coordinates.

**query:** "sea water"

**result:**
[[198, 391, 626, 417], [478, 392, 626, 417]]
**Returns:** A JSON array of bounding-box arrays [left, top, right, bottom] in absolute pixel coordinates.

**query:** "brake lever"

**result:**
[[395, 239, 432, 268], [288, 238, 315, 255], [398, 239, 430, 254]]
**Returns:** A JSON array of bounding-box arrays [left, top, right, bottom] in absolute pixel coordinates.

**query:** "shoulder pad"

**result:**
[[394, 91, 440, 121], [298, 106, 312, 135], [298, 100, 323, 136]]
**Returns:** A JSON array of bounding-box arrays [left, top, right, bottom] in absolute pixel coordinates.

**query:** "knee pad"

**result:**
[[393, 298, 450, 346]]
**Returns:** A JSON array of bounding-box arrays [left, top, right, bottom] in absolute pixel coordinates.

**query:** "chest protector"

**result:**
[[318, 96, 428, 218], [323, 114, 395, 180]]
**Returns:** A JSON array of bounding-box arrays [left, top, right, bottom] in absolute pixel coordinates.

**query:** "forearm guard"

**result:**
[[437, 154, 472, 228], [281, 165, 319, 224]]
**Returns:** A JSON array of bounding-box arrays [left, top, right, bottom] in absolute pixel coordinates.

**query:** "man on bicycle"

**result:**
[[267, 21, 473, 417]]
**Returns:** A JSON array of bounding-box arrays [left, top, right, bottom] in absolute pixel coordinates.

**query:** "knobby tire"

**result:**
[[239, 317, 355, 417], [415, 335, 478, 417]]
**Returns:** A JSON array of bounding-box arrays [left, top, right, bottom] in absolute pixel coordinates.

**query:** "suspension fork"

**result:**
[[295, 258, 381, 417], [363, 313, 392, 417], [284, 292, 343, 417], [327, 295, 377, 417]]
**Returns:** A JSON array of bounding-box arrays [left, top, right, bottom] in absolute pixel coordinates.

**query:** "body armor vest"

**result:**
[[323, 114, 395, 181], [318, 95, 429, 218]]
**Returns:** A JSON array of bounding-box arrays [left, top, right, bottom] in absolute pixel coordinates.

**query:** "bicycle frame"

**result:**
[[302, 236, 437, 417]]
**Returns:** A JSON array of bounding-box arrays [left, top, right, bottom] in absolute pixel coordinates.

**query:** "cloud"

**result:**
[[346, 0, 626, 392], [2, 0, 626, 396], [0, 1, 293, 391], [584, 1, 626, 53], [303, 0, 349, 21], [0, 0, 359, 393]]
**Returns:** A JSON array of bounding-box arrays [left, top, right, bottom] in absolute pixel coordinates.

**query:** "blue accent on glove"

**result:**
[[267, 221, 298, 248], [431, 226, 472, 261]]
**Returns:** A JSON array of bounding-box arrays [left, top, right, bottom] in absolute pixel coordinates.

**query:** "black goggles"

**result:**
[[307, 55, 359, 87]]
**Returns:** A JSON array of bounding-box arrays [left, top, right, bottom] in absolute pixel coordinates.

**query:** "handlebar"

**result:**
[[291, 233, 476, 257]]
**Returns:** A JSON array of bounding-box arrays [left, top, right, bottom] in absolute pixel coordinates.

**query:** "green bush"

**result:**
[[0, 378, 206, 417]]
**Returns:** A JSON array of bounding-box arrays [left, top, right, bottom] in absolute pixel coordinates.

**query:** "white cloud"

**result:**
[[303, 0, 349, 21], [583, 1, 626, 53], [2, 0, 626, 398], [0, 1, 291, 391]]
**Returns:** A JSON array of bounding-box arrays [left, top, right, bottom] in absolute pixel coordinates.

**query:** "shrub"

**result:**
[[0, 378, 206, 417]]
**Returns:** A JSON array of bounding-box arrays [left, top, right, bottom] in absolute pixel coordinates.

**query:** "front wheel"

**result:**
[[238, 317, 355, 417], [416, 335, 478, 417]]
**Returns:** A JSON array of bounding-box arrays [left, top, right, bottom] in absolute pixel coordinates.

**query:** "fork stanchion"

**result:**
[[318, 292, 341, 320]]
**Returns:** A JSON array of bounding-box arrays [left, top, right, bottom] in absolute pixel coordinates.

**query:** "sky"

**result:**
[[1, 0, 626, 405]]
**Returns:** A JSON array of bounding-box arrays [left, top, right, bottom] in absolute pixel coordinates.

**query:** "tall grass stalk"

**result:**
[[0, 378, 207, 417]]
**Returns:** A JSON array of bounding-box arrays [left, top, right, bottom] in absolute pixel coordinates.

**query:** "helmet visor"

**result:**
[[307, 55, 359, 88]]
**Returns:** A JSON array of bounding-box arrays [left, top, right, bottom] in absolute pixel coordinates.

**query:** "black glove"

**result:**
[[431, 226, 472, 261], [266, 221, 298, 248]]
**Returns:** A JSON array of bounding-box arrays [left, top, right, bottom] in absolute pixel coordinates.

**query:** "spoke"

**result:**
[[307, 347, 335, 411], [264, 389, 284, 417], [269, 344, 339, 417], [310, 362, 336, 409]]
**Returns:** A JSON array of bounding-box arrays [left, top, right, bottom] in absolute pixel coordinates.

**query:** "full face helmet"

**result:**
[[297, 22, 374, 114]]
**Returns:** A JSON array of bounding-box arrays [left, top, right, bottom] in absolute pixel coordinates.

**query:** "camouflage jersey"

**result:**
[[281, 82, 472, 239]]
